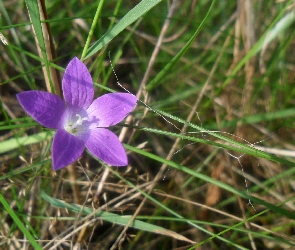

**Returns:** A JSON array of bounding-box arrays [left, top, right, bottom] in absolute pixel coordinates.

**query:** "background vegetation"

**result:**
[[1, 0, 295, 249]]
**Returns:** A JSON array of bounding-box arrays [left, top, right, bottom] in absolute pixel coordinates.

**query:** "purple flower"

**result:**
[[17, 57, 137, 170]]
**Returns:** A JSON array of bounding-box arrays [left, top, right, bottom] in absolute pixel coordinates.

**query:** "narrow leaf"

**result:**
[[85, 0, 163, 59], [145, 0, 217, 90], [41, 191, 195, 243], [0, 131, 54, 154], [126, 144, 295, 220], [0, 193, 42, 249]]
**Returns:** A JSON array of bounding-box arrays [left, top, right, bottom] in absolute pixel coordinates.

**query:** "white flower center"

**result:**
[[65, 114, 89, 134]]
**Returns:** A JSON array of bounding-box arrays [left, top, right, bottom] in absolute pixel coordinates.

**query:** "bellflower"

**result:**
[[17, 57, 137, 170]]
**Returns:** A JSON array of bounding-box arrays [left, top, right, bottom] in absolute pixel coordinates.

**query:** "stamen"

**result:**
[[75, 114, 88, 125], [67, 114, 89, 132]]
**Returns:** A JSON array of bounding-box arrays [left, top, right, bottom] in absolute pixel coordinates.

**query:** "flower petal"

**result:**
[[62, 57, 94, 110], [81, 128, 128, 166], [52, 129, 84, 170], [17, 91, 66, 129], [86, 93, 137, 127]]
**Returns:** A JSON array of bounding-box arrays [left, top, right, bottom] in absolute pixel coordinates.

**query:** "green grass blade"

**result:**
[[145, 0, 217, 91], [148, 108, 295, 167], [0, 160, 51, 181], [84, 0, 163, 59], [41, 191, 194, 243], [0, 131, 54, 154], [125, 144, 295, 220], [25, 0, 53, 91], [108, 168, 246, 249], [208, 108, 295, 129], [81, 0, 105, 61], [0, 193, 42, 249]]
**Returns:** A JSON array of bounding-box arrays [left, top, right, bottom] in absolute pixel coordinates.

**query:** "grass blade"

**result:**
[[85, 0, 163, 59], [0, 131, 54, 154], [0, 193, 42, 249], [41, 191, 195, 244]]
